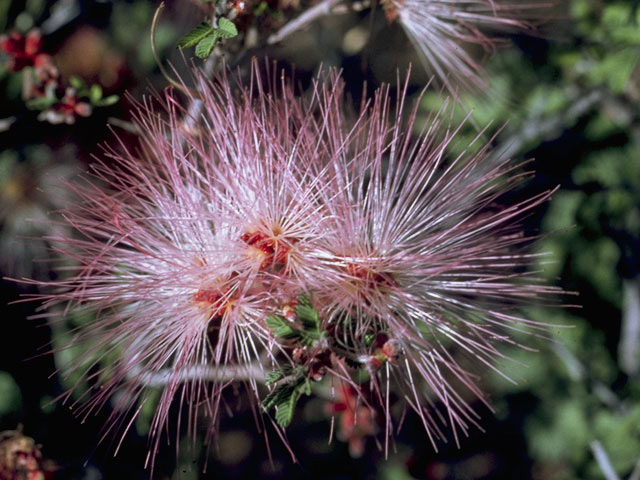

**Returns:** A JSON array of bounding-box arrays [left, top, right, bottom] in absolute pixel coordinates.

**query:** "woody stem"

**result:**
[[129, 363, 266, 387]]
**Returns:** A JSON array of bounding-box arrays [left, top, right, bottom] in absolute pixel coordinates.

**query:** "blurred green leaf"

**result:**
[[527, 400, 590, 465], [592, 405, 640, 475], [587, 48, 639, 93], [136, 390, 161, 436], [0, 371, 21, 416], [89, 84, 103, 103], [94, 95, 119, 107], [69, 76, 86, 92], [26, 96, 56, 111]]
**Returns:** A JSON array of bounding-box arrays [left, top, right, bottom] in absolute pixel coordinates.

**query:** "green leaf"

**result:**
[[254, 1, 268, 15], [94, 95, 119, 107], [178, 22, 215, 49], [216, 18, 238, 39], [265, 314, 300, 340], [135, 390, 161, 436], [89, 84, 103, 103], [262, 373, 312, 428], [265, 370, 285, 386], [69, 75, 85, 90], [301, 379, 311, 396], [194, 34, 218, 59], [0, 371, 22, 416], [275, 388, 298, 427], [364, 331, 376, 346], [26, 96, 56, 110], [262, 379, 298, 410], [296, 294, 319, 332]]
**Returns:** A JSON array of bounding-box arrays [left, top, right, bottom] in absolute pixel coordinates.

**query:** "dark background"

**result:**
[[1, 0, 639, 478]]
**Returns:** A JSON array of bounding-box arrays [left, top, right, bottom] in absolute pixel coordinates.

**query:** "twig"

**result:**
[[182, 49, 220, 131], [493, 88, 604, 161], [331, 0, 371, 14], [551, 340, 625, 413], [619, 277, 640, 376], [129, 363, 266, 388], [151, 2, 200, 96], [590, 440, 622, 480], [628, 458, 640, 480], [267, 0, 344, 45], [0, 117, 16, 133], [107, 117, 141, 135], [182, 0, 369, 129], [41, 0, 81, 35]]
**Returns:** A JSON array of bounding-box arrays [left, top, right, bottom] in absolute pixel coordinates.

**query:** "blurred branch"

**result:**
[[551, 340, 625, 413], [107, 117, 141, 135], [630, 459, 640, 480], [494, 88, 605, 161], [0, 117, 16, 133], [267, 0, 346, 45], [129, 363, 266, 388], [331, 0, 371, 13], [193, 0, 366, 116], [590, 440, 622, 480], [41, 0, 80, 35], [619, 277, 640, 377], [230, 0, 369, 67]]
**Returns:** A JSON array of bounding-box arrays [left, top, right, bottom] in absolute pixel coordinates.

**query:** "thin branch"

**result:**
[[628, 458, 640, 480], [107, 117, 141, 135], [0, 117, 16, 133], [267, 0, 345, 45], [493, 88, 604, 161], [590, 440, 622, 480], [331, 0, 371, 14], [129, 363, 266, 388], [551, 340, 625, 413], [182, 49, 220, 132], [619, 277, 640, 376], [151, 2, 201, 96]]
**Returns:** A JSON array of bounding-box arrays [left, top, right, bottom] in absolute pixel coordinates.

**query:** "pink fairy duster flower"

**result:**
[[309, 79, 563, 452], [16, 65, 328, 468], [382, 0, 546, 91], [14, 61, 564, 466]]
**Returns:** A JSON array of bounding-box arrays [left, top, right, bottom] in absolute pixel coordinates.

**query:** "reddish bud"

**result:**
[[282, 304, 296, 322], [292, 347, 307, 364], [361, 355, 384, 372], [310, 362, 326, 381], [381, 339, 401, 360]]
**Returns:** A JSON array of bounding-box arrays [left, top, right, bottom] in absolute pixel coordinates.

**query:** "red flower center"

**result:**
[[241, 228, 291, 269]]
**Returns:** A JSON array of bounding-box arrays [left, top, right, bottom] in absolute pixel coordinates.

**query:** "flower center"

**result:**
[[193, 287, 235, 319], [241, 227, 291, 270]]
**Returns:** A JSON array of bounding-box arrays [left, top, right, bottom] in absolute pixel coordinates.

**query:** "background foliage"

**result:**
[[0, 0, 639, 478]]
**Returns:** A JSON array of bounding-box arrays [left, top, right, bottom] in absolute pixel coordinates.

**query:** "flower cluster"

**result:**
[[25, 64, 559, 464], [0, 29, 117, 124], [0, 429, 54, 480], [0, 30, 50, 72]]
